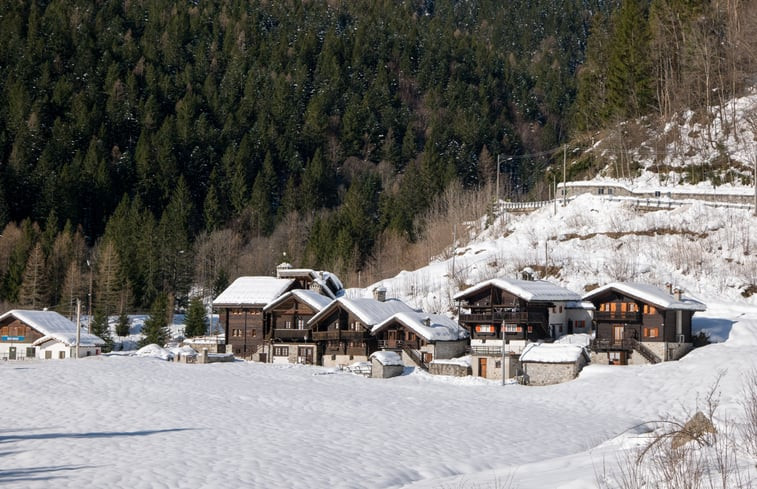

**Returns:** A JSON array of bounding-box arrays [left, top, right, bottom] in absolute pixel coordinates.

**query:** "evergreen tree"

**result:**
[[116, 311, 131, 338], [183, 297, 207, 338], [18, 242, 47, 308], [90, 308, 114, 353], [140, 293, 170, 347]]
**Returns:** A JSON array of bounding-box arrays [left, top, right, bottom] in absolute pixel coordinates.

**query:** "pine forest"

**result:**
[[1, 0, 755, 315]]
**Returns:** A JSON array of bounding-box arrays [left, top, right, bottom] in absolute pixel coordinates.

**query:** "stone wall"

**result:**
[[522, 357, 586, 386], [370, 359, 404, 379], [428, 362, 471, 377], [432, 340, 469, 360]]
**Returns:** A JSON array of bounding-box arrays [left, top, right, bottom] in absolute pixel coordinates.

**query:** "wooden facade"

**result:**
[[584, 284, 704, 365], [265, 291, 331, 365], [223, 308, 269, 360], [311, 308, 376, 361], [456, 284, 552, 343]]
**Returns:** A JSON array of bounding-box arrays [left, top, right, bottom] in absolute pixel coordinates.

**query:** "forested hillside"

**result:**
[[1, 0, 754, 316]]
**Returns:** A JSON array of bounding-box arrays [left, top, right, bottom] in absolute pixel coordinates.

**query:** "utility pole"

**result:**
[[553, 174, 557, 215], [496, 154, 501, 206], [562, 145, 567, 207], [451, 224, 457, 280], [75, 298, 81, 359], [86, 259, 93, 333]]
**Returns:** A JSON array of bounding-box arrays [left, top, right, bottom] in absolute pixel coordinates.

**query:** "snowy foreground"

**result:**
[[2, 301, 756, 488]]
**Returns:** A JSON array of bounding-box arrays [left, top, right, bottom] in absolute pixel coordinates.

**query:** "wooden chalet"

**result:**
[[262, 289, 333, 365], [583, 282, 706, 365], [372, 312, 469, 370], [0, 310, 104, 360], [454, 277, 585, 380], [308, 289, 416, 368], [213, 276, 297, 360]]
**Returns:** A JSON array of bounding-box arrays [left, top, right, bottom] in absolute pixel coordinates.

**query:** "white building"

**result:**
[[0, 310, 105, 360]]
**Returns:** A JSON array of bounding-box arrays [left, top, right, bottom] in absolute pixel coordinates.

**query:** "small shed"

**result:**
[[369, 351, 404, 379], [519, 343, 590, 386]]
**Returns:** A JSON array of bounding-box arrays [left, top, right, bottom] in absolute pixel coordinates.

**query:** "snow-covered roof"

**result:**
[[582, 282, 706, 311], [371, 312, 469, 342], [0, 310, 105, 347], [275, 267, 345, 298], [263, 289, 334, 313], [519, 343, 588, 364], [370, 350, 403, 366], [454, 278, 581, 302], [213, 277, 295, 307], [308, 297, 417, 327]]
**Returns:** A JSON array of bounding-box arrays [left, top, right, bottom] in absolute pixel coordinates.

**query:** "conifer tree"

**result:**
[[183, 297, 207, 338], [90, 308, 114, 353], [115, 311, 131, 338], [18, 242, 47, 308], [140, 293, 170, 347]]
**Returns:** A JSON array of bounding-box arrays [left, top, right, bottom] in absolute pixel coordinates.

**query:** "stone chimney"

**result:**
[[665, 282, 673, 294], [373, 285, 387, 302], [673, 287, 683, 301], [276, 262, 292, 278], [422, 316, 431, 327]]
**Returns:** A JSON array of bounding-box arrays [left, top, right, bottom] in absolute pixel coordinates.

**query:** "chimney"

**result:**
[[423, 316, 431, 327], [276, 262, 292, 278], [373, 285, 387, 302], [673, 287, 683, 301], [665, 282, 672, 295]]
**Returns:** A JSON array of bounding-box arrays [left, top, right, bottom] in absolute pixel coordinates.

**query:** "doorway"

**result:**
[[478, 357, 488, 377]]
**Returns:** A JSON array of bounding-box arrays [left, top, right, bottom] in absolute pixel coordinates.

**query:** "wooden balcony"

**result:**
[[312, 330, 341, 341], [594, 311, 642, 322], [377, 340, 422, 350], [591, 338, 634, 352], [311, 330, 368, 341], [459, 311, 529, 324], [272, 329, 309, 340]]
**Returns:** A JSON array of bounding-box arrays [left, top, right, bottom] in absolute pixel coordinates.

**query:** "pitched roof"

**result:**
[[0, 310, 105, 347], [372, 312, 469, 342], [454, 278, 581, 302], [213, 277, 295, 307], [308, 297, 417, 327], [275, 266, 345, 299], [263, 289, 334, 313], [369, 350, 403, 366], [519, 343, 589, 363], [582, 282, 706, 311]]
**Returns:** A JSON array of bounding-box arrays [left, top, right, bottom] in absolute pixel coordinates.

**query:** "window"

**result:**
[[644, 327, 659, 338], [26, 347, 35, 358], [251, 329, 256, 337], [576, 320, 586, 329], [598, 188, 605, 195], [559, 306, 563, 313], [285, 320, 292, 329], [505, 324, 518, 333], [643, 305, 657, 315], [495, 361, 502, 368], [274, 346, 289, 357], [297, 319, 305, 329], [527, 326, 532, 333], [476, 325, 495, 333], [59, 351, 66, 359]]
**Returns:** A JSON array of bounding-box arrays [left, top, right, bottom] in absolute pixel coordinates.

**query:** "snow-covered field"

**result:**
[[1, 299, 756, 489]]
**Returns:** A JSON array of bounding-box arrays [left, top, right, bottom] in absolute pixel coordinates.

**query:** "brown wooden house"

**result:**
[[308, 292, 417, 368], [583, 282, 706, 365], [372, 312, 469, 370], [213, 276, 297, 361], [454, 277, 584, 380], [262, 289, 333, 365]]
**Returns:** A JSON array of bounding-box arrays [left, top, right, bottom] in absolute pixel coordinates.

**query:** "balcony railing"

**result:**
[[377, 339, 422, 350], [594, 311, 642, 322], [591, 338, 634, 352], [459, 311, 530, 324], [311, 330, 368, 341], [272, 329, 309, 340]]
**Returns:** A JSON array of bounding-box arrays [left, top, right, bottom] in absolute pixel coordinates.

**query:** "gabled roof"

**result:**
[[582, 282, 706, 311], [213, 277, 295, 307], [454, 278, 581, 303], [372, 312, 469, 342], [519, 343, 589, 364], [308, 297, 417, 328], [370, 350, 403, 366], [263, 289, 334, 313], [0, 310, 105, 347]]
